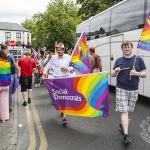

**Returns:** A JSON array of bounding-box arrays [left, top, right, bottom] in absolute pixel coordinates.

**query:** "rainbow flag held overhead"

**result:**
[[137, 12, 150, 51], [0, 59, 11, 86], [70, 31, 91, 74], [44, 72, 109, 117]]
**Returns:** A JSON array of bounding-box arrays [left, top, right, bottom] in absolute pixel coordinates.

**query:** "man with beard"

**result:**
[[41, 43, 73, 124]]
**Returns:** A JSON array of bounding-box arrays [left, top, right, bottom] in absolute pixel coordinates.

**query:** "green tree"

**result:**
[[21, 0, 82, 51], [77, 0, 123, 20], [21, 12, 44, 49]]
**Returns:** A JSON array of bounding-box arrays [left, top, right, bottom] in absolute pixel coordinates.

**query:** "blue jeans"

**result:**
[[9, 75, 15, 107]]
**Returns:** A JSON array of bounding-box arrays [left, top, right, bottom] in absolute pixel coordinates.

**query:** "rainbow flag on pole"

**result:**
[[44, 72, 109, 117], [137, 12, 150, 51], [0, 59, 11, 86], [70, 31, 91, 74], [32, 48, 38, 62]]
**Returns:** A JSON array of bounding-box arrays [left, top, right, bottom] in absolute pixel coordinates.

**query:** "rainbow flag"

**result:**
[[32, 48, 38, 62], [70, 31, 91, 74], [137, 12, 150, 51], [0, 59, 11, 86], [44, 72, 109, 117]]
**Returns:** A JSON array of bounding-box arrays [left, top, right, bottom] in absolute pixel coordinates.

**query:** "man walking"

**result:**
[[111, 41, 146, 144], [42, 43, 73, 124], [18, 52, 36, 106]]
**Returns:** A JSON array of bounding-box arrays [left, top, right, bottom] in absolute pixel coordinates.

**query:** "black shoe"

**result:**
[[123, 134, 131, 144], [60, 112, 63, 118], [62, 118, 67, 125], [22, 102, 27, 106], [28, 98, 31, 103], [119, 123, 124, 135]]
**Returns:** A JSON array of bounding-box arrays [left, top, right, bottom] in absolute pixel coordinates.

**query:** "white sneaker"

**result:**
[[2, 120, 5, 123]]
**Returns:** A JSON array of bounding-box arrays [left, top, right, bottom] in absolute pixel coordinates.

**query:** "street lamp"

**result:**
[[9, 40, 16, 55]]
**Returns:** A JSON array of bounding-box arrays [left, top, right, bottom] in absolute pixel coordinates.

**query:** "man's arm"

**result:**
[[61, 66, 74, 72], [98, 56, 102, 72], [14, 63, 19, 70], [130, 67, 146, 78], [90, 56, 95, 67], [111, 67, 121, 77]]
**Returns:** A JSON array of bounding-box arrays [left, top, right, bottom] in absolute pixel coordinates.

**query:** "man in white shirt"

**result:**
[[42, 43, 73, 124]]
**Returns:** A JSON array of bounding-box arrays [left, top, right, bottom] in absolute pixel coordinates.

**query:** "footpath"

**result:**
[[0, 90, 18, 150]]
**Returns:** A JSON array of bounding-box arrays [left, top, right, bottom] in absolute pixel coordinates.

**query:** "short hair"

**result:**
[[1, 44, 8, 50], [89, 47, 95, 53], [121, 41, 133, 48], [26, 52, 31, 56]]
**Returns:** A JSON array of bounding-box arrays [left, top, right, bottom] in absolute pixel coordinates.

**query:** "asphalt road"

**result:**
[[16, 85, 150, 150]]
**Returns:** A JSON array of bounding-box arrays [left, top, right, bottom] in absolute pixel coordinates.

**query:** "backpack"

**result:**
[[7, 54, 17, 75]]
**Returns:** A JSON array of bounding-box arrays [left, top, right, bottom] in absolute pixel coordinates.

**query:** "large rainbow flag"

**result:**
[[137, 12, 150, 51], [0, 59, 11, 86], [70, 31, 91, 74], [44, 72, 109, 117]]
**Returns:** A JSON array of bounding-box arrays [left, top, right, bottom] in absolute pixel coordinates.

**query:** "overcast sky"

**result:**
[[0, 0, 75, 25]]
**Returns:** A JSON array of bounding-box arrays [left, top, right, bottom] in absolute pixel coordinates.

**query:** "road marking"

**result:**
[[31, 100, 48, 150], [25, 105, 36, 150]]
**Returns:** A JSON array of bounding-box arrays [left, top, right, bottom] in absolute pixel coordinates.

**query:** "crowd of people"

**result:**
[[0, 40, 147, 145]]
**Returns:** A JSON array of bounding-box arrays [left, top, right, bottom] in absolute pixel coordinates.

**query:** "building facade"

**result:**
[[0, 22, 31, 60]]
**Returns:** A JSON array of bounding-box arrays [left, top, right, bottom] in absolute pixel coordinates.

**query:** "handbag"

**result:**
[[38, 68, 44, 74], [19, 58, 31, 85]]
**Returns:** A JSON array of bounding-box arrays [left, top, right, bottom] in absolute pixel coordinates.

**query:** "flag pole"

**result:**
[[108, 67, 130, 74], [68, 30, 85, 68], [70, 30, 85, 59], [129, 48, 139, 80]]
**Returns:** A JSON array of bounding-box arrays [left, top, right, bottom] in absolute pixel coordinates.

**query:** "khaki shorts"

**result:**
[[116, 87, 138, 112]]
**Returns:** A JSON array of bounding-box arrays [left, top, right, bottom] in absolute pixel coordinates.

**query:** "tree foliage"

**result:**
[[77, 0, 123, 20], [21, 0, 82, 51]]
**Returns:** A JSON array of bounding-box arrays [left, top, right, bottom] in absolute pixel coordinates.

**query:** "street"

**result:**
[[15, 85, 150, 150]]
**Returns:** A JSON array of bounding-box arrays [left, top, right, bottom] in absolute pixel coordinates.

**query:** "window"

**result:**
[[18, 50, 21, 55], [5, 32, 11, 42], [16, 32, 21, 42], [89, 11, 111, 39], [110, 0, 145, 35], [76, 21, 90, 37]]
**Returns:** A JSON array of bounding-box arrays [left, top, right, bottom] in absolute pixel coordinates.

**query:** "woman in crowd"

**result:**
[[0, 49, 11, 122]]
